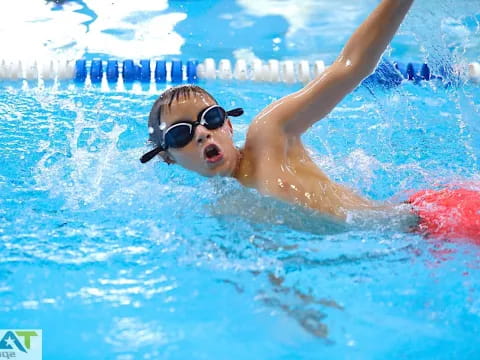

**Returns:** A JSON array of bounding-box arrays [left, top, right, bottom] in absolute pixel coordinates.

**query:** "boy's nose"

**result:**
[[195, 126, 211, 145]]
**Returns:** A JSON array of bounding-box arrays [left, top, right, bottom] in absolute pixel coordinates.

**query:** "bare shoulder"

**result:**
[[245, 111, 287, 151]]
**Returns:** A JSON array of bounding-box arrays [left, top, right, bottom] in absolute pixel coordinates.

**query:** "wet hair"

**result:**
[[147, 84, 217, 147]]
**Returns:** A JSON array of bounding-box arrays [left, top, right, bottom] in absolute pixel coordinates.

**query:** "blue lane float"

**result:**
[[139, 59, 151, 82], [74, 59, 87, 82], [421, 63, 430, 80], [155, 60, 167, 82], [65, 58, 478, 87], [122, 60, 136, 82], [89, 58, 197, 84], [171, 60, 183, 83], [106, 60, 119, 82], [187, 60, 198, 82], [90, 59, 103, 83]]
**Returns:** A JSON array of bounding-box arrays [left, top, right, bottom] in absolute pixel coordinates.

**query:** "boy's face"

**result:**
[[160, 94, 238, 177]]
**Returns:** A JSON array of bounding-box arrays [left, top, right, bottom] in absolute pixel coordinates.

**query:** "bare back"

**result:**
[[237, 118, 376, 220]]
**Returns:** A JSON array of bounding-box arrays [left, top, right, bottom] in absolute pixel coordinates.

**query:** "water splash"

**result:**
[[33, 98, 128, 209]]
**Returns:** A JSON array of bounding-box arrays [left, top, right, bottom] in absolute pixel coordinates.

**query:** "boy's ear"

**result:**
[[159, 151, 176, 165], [226, 118, 233, 135]]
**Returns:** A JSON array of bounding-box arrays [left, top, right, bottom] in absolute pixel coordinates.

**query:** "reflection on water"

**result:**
[[1, 0, 477, 62], [0, 0, 180, 59]]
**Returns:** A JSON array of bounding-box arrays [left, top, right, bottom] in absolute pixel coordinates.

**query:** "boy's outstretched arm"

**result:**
[[256, 0, 414, 137]]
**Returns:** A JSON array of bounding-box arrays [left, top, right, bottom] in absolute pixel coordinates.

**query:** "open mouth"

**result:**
[[203, 143, 224, 164]]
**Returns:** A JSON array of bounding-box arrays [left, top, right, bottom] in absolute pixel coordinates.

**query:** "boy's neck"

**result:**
[[231, 147, 254, 187]]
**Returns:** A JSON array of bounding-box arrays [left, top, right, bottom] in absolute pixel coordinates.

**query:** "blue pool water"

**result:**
[[1, 0, 480, 359]]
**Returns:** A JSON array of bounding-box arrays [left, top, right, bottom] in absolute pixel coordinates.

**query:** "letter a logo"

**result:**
[[0, 330, 27, 352]]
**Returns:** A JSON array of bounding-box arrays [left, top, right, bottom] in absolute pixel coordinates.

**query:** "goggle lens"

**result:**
[[164, 124, 194, 148], [203, 107, 226, 130]]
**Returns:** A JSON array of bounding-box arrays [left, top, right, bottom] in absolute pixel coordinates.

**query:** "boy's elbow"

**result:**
[[337, 51, 383, 81], [334, 57, 368, 80], [332, 62, 371, 88], [347, 61, 379, 85]]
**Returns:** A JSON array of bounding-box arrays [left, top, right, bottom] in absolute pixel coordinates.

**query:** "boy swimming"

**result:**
[[141, 0, 480, 242]]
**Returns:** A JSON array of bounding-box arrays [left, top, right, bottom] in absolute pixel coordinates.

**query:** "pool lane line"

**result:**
[[0, 58, 478, 86]]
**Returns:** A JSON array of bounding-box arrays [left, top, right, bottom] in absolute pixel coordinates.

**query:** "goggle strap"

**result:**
[[140, 146, 164, 163], [226, 108, 244, 117]]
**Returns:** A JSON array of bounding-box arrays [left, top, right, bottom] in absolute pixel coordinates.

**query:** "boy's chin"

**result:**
[[203, 157, 234, 177]]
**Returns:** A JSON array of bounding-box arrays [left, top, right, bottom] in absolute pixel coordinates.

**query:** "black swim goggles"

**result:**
[[140, 105, 244, 164]]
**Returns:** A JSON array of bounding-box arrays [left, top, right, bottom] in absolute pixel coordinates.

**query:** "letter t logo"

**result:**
[[15, 331, 38, 350]]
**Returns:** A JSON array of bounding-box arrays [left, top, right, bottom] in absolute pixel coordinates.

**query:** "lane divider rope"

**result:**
[[0, 58, 478, 85]]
